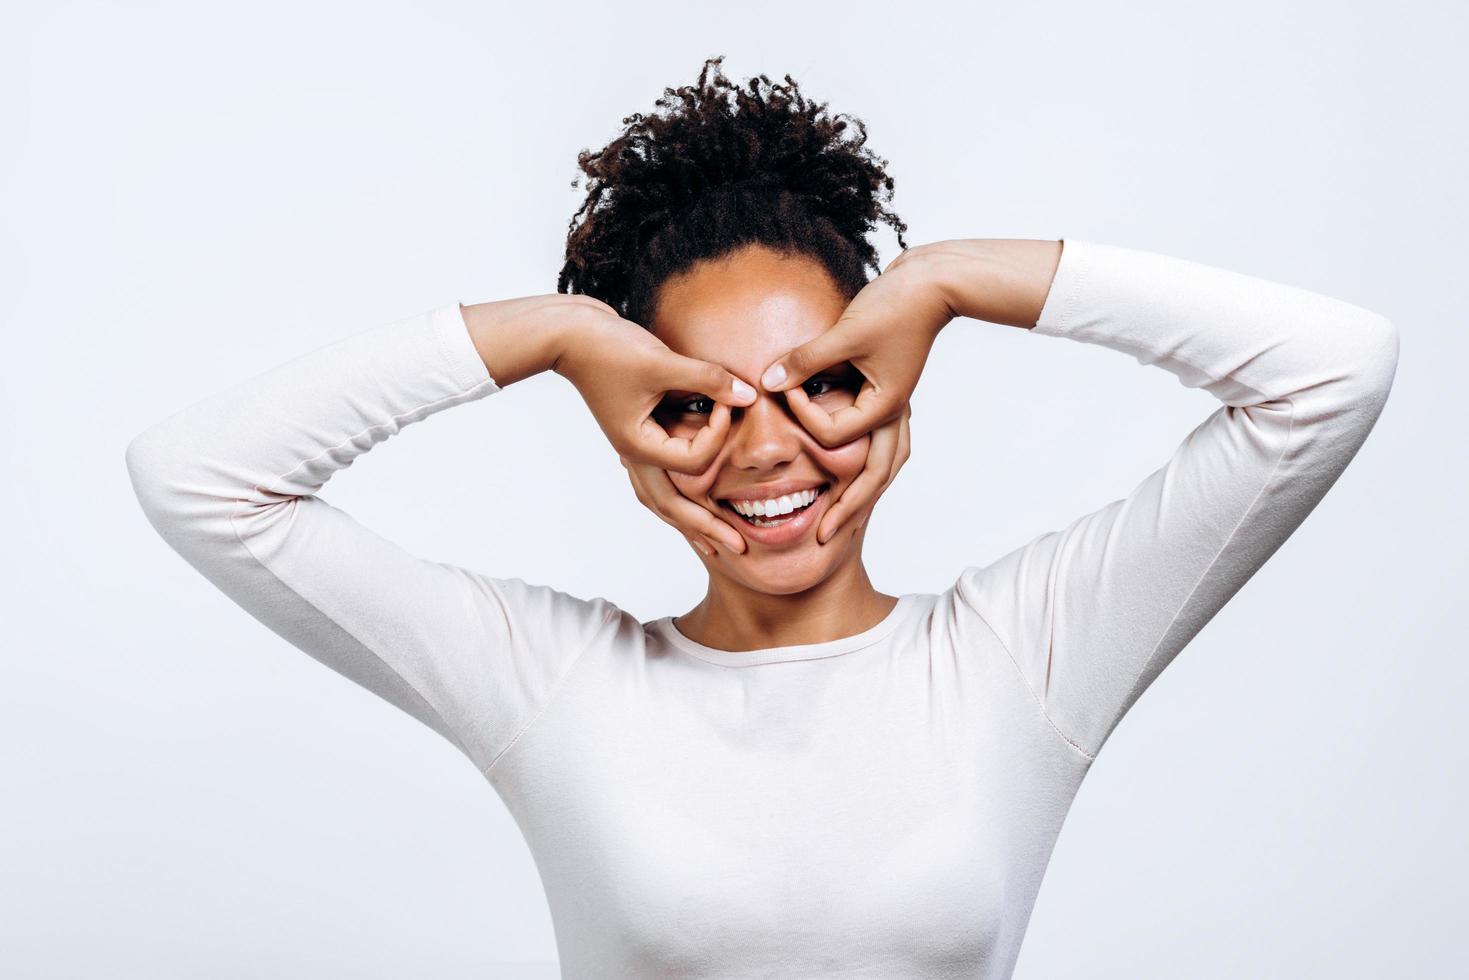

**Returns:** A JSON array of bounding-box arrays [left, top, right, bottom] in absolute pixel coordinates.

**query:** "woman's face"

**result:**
[[648, 244, 875, 595]]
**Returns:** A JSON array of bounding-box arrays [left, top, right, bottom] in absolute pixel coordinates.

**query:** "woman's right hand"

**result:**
[[462, 294, 756, 554]]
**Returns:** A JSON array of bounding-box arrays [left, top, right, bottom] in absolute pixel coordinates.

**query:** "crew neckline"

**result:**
[[654, 593, 918, 667]]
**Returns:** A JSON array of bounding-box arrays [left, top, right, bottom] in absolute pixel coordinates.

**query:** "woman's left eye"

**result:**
[[802, 376, 843, 398]]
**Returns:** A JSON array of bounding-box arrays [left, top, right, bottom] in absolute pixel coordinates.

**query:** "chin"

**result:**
[[723, 547, 843, 596], [728, 558, 834, 599]]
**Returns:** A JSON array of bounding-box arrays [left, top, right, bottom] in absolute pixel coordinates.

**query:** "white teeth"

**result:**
[[728, 487, 820, 518]]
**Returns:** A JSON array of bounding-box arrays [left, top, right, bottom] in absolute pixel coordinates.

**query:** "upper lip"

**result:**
[[714, 479, 829, 503]]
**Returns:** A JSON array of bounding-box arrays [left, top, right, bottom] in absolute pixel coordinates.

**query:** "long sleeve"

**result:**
[[124, 304, 620, 775], [956, 239, 1400, 763]]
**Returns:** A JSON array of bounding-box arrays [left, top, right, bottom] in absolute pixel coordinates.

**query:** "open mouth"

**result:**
[[718, 483, 831, 528]]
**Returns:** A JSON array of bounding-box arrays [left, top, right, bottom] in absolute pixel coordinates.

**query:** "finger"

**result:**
[[855, 404, 912, 535], [683, 399, 734, 466], [631, 458, 746, 554], [622, 456, 728, 553], [650, 466, 746, 554], [665, 353, 757, 406], [783, 376, 906, 449], [632, 400, 733, 474], [817, 410, 902, 545], [823, 413, 900, 544], [758, 327, 857, 393], [877, 403, 911, 498], [621, 456, 657, 511], [631, 478, 719, 558], [894, 403, 912, 479]]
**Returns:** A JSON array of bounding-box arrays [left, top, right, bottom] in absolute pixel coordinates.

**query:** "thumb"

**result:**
[[759, 329, 852, 393], [664, 352, 758, 406]]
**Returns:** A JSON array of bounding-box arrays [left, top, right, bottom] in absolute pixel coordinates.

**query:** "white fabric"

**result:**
[[126, 239, 1399, 978]]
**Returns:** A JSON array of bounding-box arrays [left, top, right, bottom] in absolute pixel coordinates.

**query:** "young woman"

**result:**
[[126, 57, 1399, 979]]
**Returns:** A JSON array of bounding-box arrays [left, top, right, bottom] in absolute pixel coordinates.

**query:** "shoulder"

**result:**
[[451, 569, 627, 649]]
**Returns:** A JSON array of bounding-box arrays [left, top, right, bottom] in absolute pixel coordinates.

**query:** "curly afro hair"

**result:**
[[557, 55, 909, 329]]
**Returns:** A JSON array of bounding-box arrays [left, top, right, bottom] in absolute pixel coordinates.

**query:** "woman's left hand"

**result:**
[[818, 399, 913, 544], [757, 245, 955, 543]]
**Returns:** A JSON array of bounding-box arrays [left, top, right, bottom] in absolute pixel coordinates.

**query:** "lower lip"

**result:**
[[717, 485, 830, 548]]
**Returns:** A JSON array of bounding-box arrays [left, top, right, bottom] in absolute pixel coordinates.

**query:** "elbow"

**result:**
[[1353, 313, 1400, 401], [124, 425, 186, 527], [1319, 307, 1399, 388], [126, 425, 167, 488], [1331, 313, 1400, 423]]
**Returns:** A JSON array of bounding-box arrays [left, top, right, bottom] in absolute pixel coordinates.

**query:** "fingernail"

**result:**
[[761, 363, 786, 390], [692, 539, 712, 556], [731, 378, 756, 402]]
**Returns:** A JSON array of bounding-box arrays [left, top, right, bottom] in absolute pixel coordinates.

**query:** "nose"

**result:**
[[725, 393, 805, 472]]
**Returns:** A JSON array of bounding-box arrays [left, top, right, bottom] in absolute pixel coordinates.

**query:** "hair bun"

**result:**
[[559, 55, 908, 325]]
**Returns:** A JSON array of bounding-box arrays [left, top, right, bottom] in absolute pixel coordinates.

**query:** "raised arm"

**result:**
[[948, 238, 1400, 762], [124, 299, 621, 775]]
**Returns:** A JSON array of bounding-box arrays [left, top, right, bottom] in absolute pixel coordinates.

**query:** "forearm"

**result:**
[[126, 304, 495, 515], [906, 238, 1064, 330]]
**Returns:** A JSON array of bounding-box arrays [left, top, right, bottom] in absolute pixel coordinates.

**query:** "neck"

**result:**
[[675, 554, 899, 653]]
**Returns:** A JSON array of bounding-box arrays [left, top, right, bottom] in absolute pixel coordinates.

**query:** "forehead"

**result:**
[[649, 246, 850, 382]]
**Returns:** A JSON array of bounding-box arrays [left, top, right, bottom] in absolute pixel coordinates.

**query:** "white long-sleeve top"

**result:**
[[125, 239, 1399, 979]]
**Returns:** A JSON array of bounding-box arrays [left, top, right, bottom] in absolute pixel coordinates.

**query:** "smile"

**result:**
[[719, 484, 834, 528]]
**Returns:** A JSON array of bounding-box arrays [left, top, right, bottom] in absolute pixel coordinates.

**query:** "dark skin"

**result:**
[[462, 238, 1063, 654], [647, 246, 903, 650], [623, 239, 1063, 652]]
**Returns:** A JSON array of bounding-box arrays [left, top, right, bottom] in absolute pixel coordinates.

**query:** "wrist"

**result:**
[[460, 294, 603, 387], [907, 238, 1063, 330]]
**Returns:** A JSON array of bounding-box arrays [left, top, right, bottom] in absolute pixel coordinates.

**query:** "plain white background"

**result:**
[[5, 1, 1463, 976]]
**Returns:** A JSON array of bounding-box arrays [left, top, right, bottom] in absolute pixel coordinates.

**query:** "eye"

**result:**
[[682, 395, 714, 415], [802, 369, 860, 398], [802, 377, 836, 398], [658, 394, 714, 418]]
